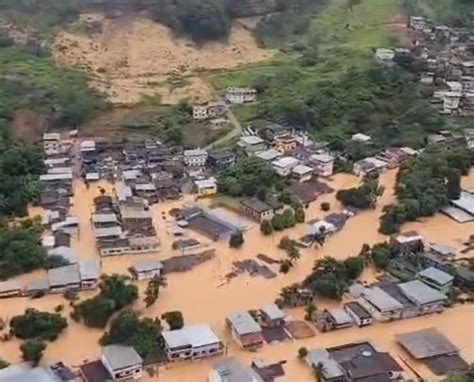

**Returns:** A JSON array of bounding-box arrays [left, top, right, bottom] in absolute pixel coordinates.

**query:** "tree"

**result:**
[[144, 276, 167, 308], [73, 275, 139, 328], [320, 202, 330, 212], [370, 243, 392, 270], [229, 231, 244, 248], [287, 246, 301, 263], [10, 309, 67, 341], [20, 338, 46, 365], [271, 214, 287, 231], [298, 347, 308, 359], [100, 310, 164, 360], [282, 209, 296, 228], [336, 179, 383, 209], [294, 207, 305, 223], [260, 219, 273, 235], [279, 259, 293, 274], [161, 311, 184, 330], [447, 169, 461, 200]]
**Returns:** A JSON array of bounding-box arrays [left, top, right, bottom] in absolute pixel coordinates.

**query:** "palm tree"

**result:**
[[309, 226, 327, 248], [312, 362, 326, 382]]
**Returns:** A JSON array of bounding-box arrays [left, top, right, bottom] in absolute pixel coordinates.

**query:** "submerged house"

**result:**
[[226, 311, 264, 350]]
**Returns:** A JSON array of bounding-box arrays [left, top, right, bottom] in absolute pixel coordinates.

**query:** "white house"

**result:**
[[101, 345, 143, 381], [225, 87, 257, 104], [351, 133, 372, 143], [310, 153, 334, 177], [184, 149, 208, 167], [271, 156, 299, 177], [129, 260, 163, 280], [292, 164, 313, 183], [375, 48, 395, 62], [238, 136, 267, 154], [353, 157, 388, 177], [162, 324, 224, 361], [43, 133, 61, 152], [209, 357, 263, 382], [193, 104, 209, 120]]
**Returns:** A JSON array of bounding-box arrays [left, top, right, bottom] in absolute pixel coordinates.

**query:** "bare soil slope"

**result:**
[[52, 13, 275, 104]]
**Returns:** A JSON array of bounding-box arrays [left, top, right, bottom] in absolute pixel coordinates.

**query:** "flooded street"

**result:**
[[1, 169, 473, 381]]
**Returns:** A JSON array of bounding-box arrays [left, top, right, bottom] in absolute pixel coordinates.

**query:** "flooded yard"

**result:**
[[1, 169, 473, 381]]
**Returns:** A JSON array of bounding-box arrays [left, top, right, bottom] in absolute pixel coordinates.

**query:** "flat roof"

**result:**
[[272, 156, 299, 168], [306, 349, 344, 379], [239, 135, 264, 145], [292, 164, 313, 175], [240, 198, 273, 214], [92, 213, 118, 224], [344, 301, 372, 320], [40, 173, 73, 181], [184, 148, 208, 156], [48, 246, 78, 264], [328, 308, 353, 325], [102, 345, 143, 371], [398, 280, 447, 305], [162, 324, 221, 349], [0, 281, 21, 293], [94, 226, 123, 238], [227, 312, 261, 335], [310, 153, 333, 163], [213, 357, 263, 382], [361, 286, 404, 312], [47, 264, 80, 287], [418, 267, 454, 285], [120, 207, 153, 220], [135, 183, 156, 191], [451, 191, 474, 215], [131, 259, 163, 273], [396, 328, 459, 359], [255, 149, 281, 161], [79, 259, 100, 281], [0, 364, 60, 382], [194, 178, 216, 188]]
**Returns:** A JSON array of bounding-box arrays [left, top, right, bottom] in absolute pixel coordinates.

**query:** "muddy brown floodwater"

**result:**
[[1, 170, 473, 381]]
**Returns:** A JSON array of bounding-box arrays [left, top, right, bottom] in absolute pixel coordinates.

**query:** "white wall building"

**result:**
[[271, 156, 299, 177], [225, 87, 257, 104], [310, 153, 334, 177], [184, 149, 208, 167], [101, 345, 143, 381]]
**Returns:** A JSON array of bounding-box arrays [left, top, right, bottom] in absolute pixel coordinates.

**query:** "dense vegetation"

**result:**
[[217, 157, 282, 199], [0, 131, 44, 216], [416, 0, 474, 28], [380, 148, 473, 234], [72, 275, 139, 328], [10, 309, 68, 341], [0, 219, 47, 280], [0, 42, 105, 128], [303, 256, 365, 299], [20, 338, 46, 365], [161, 311, 184, 330], [442, 366, 474, 382], [100, 310, 164, 360], [336, 179, 384, 209], [144, 276, 167, 308]]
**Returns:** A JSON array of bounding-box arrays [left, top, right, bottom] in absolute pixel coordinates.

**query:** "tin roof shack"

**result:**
[[417, 267, 454, 294], [396, 328, 469, 376], [0, 281, 21, 298], [313, 308, 354, 332], [208, 150, 235, 169], [398, 280, 447, 314], [101, 345, 143, 381], [226, 312, 264, 350], [172, 238, 204, 255], [129, 259, 163, 280], [343, 302, 373, 327], [310, 153, 334, 177], [390, 231, 424, 255], [209, 357, 263, 382], [134, 182, 158, 204], [240, 198, 275, 222], [238, 135, 267, 155], [48, 246, 78, 265], [48, 264, 81, 293], [162, 324, 224, 361]]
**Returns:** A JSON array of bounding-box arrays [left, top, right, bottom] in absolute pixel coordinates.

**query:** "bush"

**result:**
[[161, 311, 184, 330], [320, 202, 330, 212], [260, 220, 273, 235], [229, 231, 244, 248], [10, 309, 67, 341], [20, 338, 46, 365], [294, 207, 305, 223], [298, 347, 308, 359]]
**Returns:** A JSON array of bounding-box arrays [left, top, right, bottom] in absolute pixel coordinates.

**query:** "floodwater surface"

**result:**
[[1, 170, 473, 381]]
